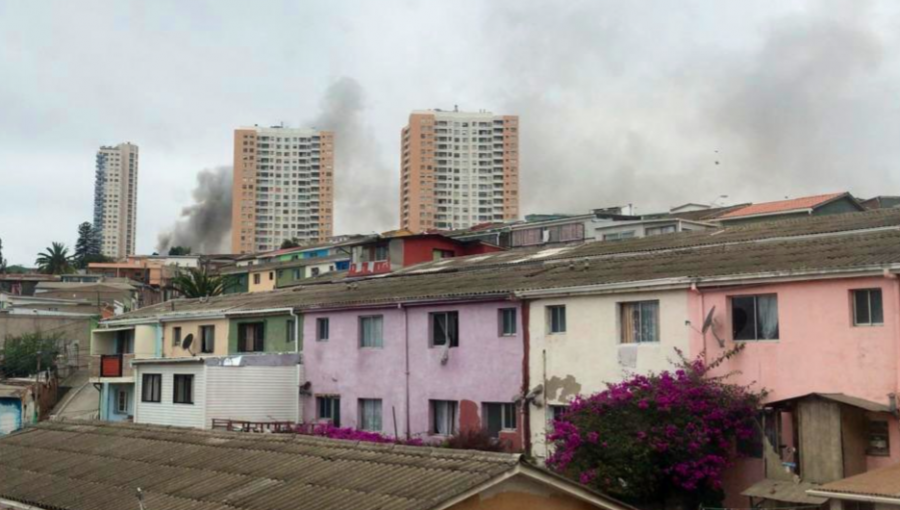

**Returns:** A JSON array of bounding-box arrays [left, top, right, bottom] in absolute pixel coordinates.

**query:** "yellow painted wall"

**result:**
[[162, 318, 230, 357], [248, 269, 277, 293], [450, 475, 604, 510]]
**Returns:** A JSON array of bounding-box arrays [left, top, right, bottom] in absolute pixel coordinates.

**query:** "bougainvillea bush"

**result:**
[[298, 423, 424, 446], [547, 347, 763, 505]]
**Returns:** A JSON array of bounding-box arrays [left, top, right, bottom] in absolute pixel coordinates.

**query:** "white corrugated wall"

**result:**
[[134, 364, 206, 429], [205, 365, 300, 428]]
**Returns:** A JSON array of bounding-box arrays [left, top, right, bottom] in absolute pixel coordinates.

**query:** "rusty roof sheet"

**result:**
[[0, 421, 524, 510], [815, 462, 900, 500], [109, 209, 900, 321]]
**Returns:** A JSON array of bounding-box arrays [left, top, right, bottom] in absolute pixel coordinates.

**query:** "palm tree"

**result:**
[[170, 267, 224, 298], [35, 242, 73, 275]]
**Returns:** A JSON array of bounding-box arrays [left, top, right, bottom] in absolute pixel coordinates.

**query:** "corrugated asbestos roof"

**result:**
[[0, 421, 521, 510], [108, 209, 900, 322], [815, 462, 900, 500]]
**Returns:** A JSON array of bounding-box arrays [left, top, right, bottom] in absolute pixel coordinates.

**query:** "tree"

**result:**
[[35, 242, 74, 275], [280, 238, 300, 249], [0, 237, 6, 274], [0, 332, 61, 377], [168, 246, 192, 256], [74, 222, 94, 269], [547, 346, 762, 507], [170, 267, 223, 298]]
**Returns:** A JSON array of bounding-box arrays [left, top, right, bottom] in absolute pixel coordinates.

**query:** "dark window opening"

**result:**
[[732, 295, 779, 341], [173, 374, 194, 404], [431, 311, 459, 347]]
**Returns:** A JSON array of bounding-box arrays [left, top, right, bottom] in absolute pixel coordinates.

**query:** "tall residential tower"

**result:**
[[93, 142, 139, 259], [231, 126, 334, 254], [400, 109, 519, 232]]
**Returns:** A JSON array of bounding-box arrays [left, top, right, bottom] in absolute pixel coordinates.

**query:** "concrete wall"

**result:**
[[528, 290, 691, 461], [302, 301, 523, 443], [134, 362, 206, 429], [0, 314, 92, 350], [162, 319, 230, 357]]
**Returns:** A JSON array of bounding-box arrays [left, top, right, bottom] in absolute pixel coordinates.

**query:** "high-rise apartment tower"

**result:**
[[93, 142, 139, 259], [231, 126, 334, 254], [400, 109, 519, 232]]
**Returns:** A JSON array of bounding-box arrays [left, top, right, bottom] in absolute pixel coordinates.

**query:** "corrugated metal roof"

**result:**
[[815, 462, 900, 500], [109, 209, 900, 322], [742, 479, 828, 505], [765, 393, 891, 413], [719, 193, 848, 219], [0, 421, 525, 510]]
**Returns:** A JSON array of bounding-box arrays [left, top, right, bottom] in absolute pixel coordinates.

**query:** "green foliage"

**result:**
[[35, 242, 74, 275], [0, 332, 62, 377], [0, 237, 6, 273], [168, 246, 192, 256], [4, 265, 30, 274], [73, 222, 102, 269], [170, 267, 224, 298], [280, 238, 300, 249]]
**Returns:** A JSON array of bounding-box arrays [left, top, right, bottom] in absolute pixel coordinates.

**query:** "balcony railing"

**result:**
[[90, 354, 134, 379]]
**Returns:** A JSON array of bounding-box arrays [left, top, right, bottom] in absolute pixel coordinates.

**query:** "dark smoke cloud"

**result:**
[[308, 77, 395, 234], [156, 166, 232, 254], [485, 1, 899, 214]]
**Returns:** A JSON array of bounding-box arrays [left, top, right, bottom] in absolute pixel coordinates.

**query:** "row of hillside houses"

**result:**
[[88, 207, 900, 507]]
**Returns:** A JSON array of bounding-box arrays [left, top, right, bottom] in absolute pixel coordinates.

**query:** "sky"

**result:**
[[2, 0, 900, 265]]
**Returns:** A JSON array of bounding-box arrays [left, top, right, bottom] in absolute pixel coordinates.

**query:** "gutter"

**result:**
[[0, 497, 46, 510], [807, 491, 900, 506], [224, 307, 295, 318]]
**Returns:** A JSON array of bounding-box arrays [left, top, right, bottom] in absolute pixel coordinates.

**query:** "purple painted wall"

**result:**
[[302, 300, 524, 444]]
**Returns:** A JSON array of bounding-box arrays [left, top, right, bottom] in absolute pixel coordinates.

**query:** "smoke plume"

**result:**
[[307, 77, 396, 234], [156, 166, 232, 254]]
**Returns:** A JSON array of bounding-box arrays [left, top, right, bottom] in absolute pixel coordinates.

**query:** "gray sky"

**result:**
[[2, 0, 899, 265]]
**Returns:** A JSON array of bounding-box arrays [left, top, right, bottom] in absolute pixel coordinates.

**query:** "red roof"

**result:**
[[720, 193, 847, 219]]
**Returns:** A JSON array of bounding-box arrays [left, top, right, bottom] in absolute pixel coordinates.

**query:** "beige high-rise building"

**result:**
[[231, 126, 334, 254], [93, 142, 139, 259], [400, 109, 519, 232]]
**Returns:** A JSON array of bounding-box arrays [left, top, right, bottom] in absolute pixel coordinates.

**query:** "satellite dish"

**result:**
[[701, 306, 725, 348], [182, 334, 195, 355]]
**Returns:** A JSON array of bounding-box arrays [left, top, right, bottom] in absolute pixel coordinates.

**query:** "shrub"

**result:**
[[547, 346, 763, 506], [443, 428, 509, 452], [0, 332, 61, 378]]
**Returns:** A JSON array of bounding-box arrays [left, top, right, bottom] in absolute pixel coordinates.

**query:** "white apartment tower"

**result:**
[[231, 126, 335, 254], [401, 109, 519, 232], [93, 142, 139, 259]]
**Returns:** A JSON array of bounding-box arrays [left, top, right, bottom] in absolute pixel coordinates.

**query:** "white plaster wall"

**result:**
[[527, 290, 690, 461], [134, 363, 206, 429]]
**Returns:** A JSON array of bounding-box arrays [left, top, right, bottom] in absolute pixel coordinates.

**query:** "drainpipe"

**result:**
[[521, 300, 531, 455], [401, 302, 411, 440], [690, 281, 707, 364], [290, 309, 301, 425]]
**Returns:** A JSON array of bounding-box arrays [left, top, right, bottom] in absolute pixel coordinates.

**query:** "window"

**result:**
[[269, 272, 274, 281], [292, 268, 301, 279], [317, 318, 330, 341], [646, 225, 677, 236], [172, 327, 182, 347], [853, 289, 884, 326], [317, 396, 341, 427], [287, 318, 297, 344], [499, 308, 517, 336], [548, 306, 566, 334], [432, 249, 454, 260], [430, 400, 458, 435], [200, 325, 215, 353], [360, 316, 383, 348], [431, 311, 459, 347], [238, 322, 265, 352], [483, 402, 516, 438], [620, 301, 660, 343], [868, 420, 890, 456], [173, 374, 194, 404], [358, 399, 383, 431], [253, 273, 261, 285], [374, 244, 389, 261], [116, 389, 129, 414], [732, 295, 779, 341], [141, 374, 161, 403], [550, 404, 569, 421]]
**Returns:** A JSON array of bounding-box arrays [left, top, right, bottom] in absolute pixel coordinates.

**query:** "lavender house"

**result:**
[[302, 299, 525, 448]]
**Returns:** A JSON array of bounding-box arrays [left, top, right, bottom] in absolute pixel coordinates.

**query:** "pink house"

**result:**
[[690, 274, 900, 507], [301, 299, 526, 449]]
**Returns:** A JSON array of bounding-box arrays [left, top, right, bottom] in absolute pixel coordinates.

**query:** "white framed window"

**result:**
[[430, 400, 458, 436], [548, 305, 566, 334], [732, 295, 779, 341], [358, 399, 383, 432], [483, 402, 516, 438], [620, 301, 660, 343], [853, 289, 884, 326], [359, 316, 383, 348]]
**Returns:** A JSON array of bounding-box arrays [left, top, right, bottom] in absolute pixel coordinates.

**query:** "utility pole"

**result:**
[[35, 350, 42, 422]]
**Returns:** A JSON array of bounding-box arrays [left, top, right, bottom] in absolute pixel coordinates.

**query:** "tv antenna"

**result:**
[[701, 306, 725, 348], [181, 334, 195, 356]]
